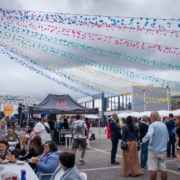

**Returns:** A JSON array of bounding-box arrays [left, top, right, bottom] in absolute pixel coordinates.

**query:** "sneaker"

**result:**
[[79, 159, 84, 164], [141, 165, 148, 169]]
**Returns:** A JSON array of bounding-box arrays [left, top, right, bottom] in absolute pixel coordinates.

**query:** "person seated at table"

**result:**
[[31, 141, 61, 180], [0, 119, 7, 140], [29, 127, 36, 147], [5, 129, 18, 142], [12, 133, 27, 158], [20, 136, 44, 169], [50, 152, 81, 180], [14, 126, 25, 137], [60, 119, 69, 130], [0, 140, 11, 161]]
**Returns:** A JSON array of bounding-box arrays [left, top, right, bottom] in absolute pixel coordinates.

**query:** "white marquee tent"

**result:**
[[118, 110, 180, 118]]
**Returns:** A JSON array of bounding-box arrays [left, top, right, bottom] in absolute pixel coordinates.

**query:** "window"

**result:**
[[86, 101, 92, 108], [94, 99, 102, 111]]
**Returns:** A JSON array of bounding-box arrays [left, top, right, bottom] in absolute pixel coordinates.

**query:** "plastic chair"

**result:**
[[79, 172, 87, 180], [39, 173, 53, 180]]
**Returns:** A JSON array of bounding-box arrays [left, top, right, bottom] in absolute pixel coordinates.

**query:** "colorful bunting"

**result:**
[[1, 17, 179, 39], [0, 44, 147, 107], [2, 34, 179, 97], [0, 41, 172, 103], [1, 30, 180, 88], [0, 8, 180, 31]]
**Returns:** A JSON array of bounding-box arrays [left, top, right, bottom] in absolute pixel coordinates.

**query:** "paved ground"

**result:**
[[57, 127, 180, 180]]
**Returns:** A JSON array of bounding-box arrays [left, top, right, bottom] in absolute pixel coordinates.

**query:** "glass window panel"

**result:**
[[124, 95, 127, 109], [120, 95, 123, 110], [109, 98, 111, 111]]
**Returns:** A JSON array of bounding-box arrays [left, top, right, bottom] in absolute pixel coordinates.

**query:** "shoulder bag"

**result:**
[[121, 125, 128, 150], [41, 123, 51, 134]]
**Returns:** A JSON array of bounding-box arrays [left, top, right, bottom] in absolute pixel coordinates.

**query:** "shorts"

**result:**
[[148, 150, 166, 171], [72, 138, 86, 150]]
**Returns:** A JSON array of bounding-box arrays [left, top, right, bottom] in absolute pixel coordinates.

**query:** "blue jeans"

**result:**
[[167, 136, 176, 156], [141, 142, 148, 167]]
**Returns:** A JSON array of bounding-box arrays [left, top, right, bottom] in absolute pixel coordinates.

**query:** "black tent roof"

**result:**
[[28, 94, 98, 114]]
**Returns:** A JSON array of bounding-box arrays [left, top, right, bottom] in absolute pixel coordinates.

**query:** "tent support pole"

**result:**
[[99, 116, 101, 144]]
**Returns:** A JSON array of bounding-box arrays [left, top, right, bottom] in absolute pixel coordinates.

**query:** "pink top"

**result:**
[[29, 131, 35, 141]]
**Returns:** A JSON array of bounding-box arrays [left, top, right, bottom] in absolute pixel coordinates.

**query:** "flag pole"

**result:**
[[167, 84, 170, 111], [143, 87, 146, 111]]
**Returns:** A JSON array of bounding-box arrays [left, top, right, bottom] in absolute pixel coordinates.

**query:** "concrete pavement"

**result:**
[[58, 127, 180, 180]]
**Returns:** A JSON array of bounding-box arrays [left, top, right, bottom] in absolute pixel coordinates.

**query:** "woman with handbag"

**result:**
[[121, 116, 143, 177]]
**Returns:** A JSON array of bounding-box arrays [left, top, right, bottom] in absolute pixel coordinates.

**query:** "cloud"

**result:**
[[0, 0, 180, 103]]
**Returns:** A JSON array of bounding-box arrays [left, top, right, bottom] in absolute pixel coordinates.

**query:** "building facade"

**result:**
[[78, 86, 171, 116]]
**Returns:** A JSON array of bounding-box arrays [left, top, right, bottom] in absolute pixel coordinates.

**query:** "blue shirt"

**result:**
[[142, 121, 169, 153]]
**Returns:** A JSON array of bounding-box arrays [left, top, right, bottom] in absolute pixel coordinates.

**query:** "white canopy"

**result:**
[[118, 110, 180, 118], [85, 115, 99, 119]]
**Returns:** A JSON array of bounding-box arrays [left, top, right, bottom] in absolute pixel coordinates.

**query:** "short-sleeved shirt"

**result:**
[[71, 120, 87, 139], [35, 122, 51, 144]]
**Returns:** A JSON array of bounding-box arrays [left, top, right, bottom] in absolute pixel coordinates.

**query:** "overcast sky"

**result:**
[[0, 0, 180, 103]]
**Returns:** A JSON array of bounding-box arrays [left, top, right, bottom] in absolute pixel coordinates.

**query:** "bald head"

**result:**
[[113, 113, 118, 121], [150, 111, 160, 123]]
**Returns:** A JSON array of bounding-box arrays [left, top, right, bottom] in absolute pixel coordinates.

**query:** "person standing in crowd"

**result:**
[[20, 105, 25, 127], [121, 116, 143, 176], [143, 111, 169, 180], [18, 103, 22, 126], [48, 117, 55, 139], [106, 118, 111, 139], [56, 119, 61, 130], [0, 119, 7, 140], [110, 114, 121, 165], [166, 113, 176, 157], [71, 114, 88, 164], [176, 120, 180, 169], [35, 112, 51, 145], [85, 117, 90, 131], [61, 119, 69, 129], [139, 115, 149, 169]]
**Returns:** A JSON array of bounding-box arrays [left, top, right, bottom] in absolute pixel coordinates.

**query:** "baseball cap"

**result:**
[[41, 112, 47, 118]]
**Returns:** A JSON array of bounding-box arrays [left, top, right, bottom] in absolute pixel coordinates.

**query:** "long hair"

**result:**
[[19, 134, 27, 150], [0, 119, 6, 130], [33, 136, 42, 155], [126, 116, 134, 132]]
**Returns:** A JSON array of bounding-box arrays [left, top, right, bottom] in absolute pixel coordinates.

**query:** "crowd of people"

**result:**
[[108, 112, 180, 180], [0, 112, 91, 180], [0, 111, 180, 180]]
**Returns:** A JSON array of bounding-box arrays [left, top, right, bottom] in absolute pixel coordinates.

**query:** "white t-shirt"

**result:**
[[54, 168, 65, 180], [35, 122, 51, 144]]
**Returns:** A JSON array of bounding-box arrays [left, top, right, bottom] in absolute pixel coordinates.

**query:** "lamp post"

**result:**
[[166, 84, 170, 111], [143, 87, 146, 111]]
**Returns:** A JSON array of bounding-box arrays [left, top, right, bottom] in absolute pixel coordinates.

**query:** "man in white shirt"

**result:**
[[71, 114, 88, 164], [35, 112, 51, 144]]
